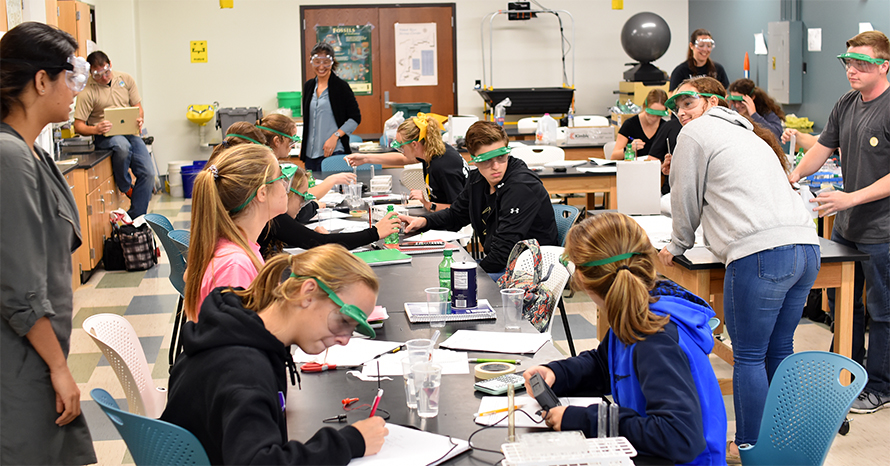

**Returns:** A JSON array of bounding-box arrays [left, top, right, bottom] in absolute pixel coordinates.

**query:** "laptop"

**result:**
[[104, 107, 140, 136]]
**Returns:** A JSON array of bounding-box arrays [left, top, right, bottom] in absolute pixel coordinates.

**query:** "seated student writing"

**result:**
[[259, 165, 400, 257], [161, 246, 388, 465], [609, 89, 669, 160], [399, 121, 558, 279], [523, 213, 726, 466]]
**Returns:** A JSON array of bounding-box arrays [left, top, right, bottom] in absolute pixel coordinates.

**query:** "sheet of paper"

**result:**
[[859, 22, 874, 34], [291, 339, 401, 366], [348, 423, 469, 466], [362, 349, 469, 377], [310, 210, 350, 221], [439, 330, 551, 354], [587, 157, 617, 166], [754, 33, 768, 55], [411, 229, 472, 242], [808, 28, 822, 52], [305, 217, 364, 232], [319, 192, 345, 205], [577, 166, 617, 173], [629, 215, 703, 249], [474, 395, 602, 427]]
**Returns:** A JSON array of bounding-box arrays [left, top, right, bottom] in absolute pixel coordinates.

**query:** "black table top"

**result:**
[[534, 162, 616, 179]]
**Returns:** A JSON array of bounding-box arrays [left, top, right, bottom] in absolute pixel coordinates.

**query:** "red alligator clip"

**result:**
[[341, 397, 359, 408]]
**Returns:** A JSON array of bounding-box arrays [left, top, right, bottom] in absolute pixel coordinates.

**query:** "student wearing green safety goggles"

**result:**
[[665, 89, 727, 126], [610, 88, 668, 160]]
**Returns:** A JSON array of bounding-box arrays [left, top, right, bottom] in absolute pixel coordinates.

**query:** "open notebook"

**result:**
[[404, 299, 496, 323], [349, 423, 469, 466]]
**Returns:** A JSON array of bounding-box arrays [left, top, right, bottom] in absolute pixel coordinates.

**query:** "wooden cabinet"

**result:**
[[46, 0, 59, 27], [69, 154, 119, 288], [58, 0, 92, 58]]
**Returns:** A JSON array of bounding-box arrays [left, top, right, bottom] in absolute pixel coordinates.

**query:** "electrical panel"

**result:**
[[768, 21, 803, 104]]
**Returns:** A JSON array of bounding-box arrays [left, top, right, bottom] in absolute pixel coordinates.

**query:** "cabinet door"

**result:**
[[58, 1, 91, 57], [86, 186, 105, 269], [46, 0, 59, 27], [66, 171, 82, 289]]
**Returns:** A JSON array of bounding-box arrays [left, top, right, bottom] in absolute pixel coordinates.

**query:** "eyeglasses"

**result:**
[[90, 64, 111, 79], [665, 91, 726, 112], [310, 55, 334, 67], [390, 138, 418, 152], [230, 164, 294, 213], [694, 38, 715, 50], [837, 52, 888, 72], [290, 275, 373, 338]]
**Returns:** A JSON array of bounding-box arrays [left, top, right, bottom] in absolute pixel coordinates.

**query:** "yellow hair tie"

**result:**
[[411, 112, 446, 141]]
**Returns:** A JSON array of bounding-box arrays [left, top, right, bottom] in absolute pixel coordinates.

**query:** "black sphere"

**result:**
[[620, 12, 671, 63]]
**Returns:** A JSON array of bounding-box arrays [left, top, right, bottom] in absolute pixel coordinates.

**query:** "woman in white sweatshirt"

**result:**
[[657, 77, 821, 464]]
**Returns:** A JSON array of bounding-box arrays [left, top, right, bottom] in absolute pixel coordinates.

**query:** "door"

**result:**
[[301, 4, 456, 137]]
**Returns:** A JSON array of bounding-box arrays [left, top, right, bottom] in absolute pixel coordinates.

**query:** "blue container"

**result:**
[[181, 166, 201, 199], [450, 262, 477, 309]]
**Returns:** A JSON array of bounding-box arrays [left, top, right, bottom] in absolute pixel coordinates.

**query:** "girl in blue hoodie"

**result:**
[[523, 213, 726, 465]]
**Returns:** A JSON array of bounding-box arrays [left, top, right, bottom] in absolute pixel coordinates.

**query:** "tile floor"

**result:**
[[70, 193, 889, 465]]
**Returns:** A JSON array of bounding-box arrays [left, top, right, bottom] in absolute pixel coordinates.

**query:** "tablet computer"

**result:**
[[104, 107, 140, 136]]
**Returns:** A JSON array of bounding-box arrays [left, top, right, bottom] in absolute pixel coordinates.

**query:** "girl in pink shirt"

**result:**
[[184, 143, 289, 321]]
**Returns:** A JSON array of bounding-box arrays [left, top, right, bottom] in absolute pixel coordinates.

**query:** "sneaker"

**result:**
[[726, 440, 742, 464], [849, 391, 890, 414], [125, 186, 133, 199]]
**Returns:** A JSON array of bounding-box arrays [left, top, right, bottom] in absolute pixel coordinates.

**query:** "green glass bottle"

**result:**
[[307, 170, 316, 188], [384, 205, 399, 244]]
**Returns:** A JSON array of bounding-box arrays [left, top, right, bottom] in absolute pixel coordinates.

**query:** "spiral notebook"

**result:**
[[404, 299, 496, 323]]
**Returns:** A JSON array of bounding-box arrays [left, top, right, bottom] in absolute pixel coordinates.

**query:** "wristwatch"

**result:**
[[430, 203, 437, 212]]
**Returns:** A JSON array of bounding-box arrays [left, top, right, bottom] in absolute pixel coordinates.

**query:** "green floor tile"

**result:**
[[67, 352, 102, 383], [152, 348, 170, 379], [73, 306, 128, 328], [96, 271, 146, 289], [123, 449, 134, 464]]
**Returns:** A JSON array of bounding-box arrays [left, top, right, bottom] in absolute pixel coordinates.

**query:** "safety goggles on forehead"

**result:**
[[310, 54, 334, 66], [644, 107, 669, 117], [837, 52, 888, 72], [90, 63, 111, 78], [257, 125, 301, 145], [230, 164, 293, 214], [471, 146, 511, 164], [725, 94, 745, 102], [665, 91, 726, 112], [390, 138, 418, 152], [694, 38, 715, 49], [290, 274, 375, 338]]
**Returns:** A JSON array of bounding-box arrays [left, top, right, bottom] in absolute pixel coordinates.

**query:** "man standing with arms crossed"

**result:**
[[74, 51, 154, 219], [790, 30, 890, 414]]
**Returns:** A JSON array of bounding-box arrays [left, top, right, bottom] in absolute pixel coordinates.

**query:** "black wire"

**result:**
[[467, 409, 545, 454], [424, 435, 460, 466]]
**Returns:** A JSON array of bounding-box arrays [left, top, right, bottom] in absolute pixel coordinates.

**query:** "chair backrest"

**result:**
[[168, 230, 190, 257], [616, 160, 661, 215], [400, 165, 428, 201], [574, 115, 610, 127], [322, 154, 381, 172], [602, 141, 616, 160], [739, 351, 867, 466], [517, 117, 540, 134], [552, 204, 580, 247], [348, 134, 362, 144], [145, 213, 186, 296], [509, 145, 565, 167], [90, 388, 210, 466], [82, 314, 167, 418], [513, 245, 573, 334]]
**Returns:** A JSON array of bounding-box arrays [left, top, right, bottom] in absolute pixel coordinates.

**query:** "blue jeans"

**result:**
[[94, 134, 154, 218], [827, 230, 890, 396], [724, 244, 821, 445]]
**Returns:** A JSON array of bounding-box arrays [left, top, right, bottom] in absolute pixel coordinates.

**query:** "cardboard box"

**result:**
[[564, 126, 615, 146]]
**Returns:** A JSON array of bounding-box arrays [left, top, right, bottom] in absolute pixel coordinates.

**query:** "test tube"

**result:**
[[507, 384, 516, 443], [609, 403, 619, 437], [597, 401, 607, 438]]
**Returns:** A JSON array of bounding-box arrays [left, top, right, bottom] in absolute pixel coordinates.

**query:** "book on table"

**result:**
[[352, 249, 412, 266]]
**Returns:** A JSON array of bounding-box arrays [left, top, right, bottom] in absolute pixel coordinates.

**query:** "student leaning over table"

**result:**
[[790, 30, 890, 415], [523, 213, 726, 465], [161, 246, 388, 465], [398, 121, 558, 279], [184, 144, 290, 322], [658, 77, 820, 463]]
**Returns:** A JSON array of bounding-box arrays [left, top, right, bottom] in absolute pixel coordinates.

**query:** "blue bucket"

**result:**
[[181, 166, 201, 199]]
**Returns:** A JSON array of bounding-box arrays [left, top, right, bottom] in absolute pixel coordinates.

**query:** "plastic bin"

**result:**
[[217, 107, 263, 140], [277, 91, 302, 117], [181, 165, 201, 199], [391, 102, 431, 119]]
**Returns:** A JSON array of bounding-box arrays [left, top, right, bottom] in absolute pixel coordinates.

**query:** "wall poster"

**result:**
[[315, 25, 373, 95], [395, 22, 438, 87]]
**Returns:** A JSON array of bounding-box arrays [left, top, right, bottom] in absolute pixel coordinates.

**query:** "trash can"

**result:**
[[217, 107, 263, 140], [391, 102, 431, 119], [181, 165, 202, 199], [277, 91, 302, 117]]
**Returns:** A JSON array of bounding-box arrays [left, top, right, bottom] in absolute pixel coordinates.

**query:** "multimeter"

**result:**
[[474, 373, 526, 395], [528, 373, 560, 411]]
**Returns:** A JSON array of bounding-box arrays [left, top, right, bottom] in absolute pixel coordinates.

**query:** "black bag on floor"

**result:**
[[118, 224, 158, 271], [103, 234, 127, 271]]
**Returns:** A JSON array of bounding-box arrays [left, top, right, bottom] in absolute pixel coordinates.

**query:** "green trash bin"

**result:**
[[277, 91, 302, 117], [391, 102, 431, 119]]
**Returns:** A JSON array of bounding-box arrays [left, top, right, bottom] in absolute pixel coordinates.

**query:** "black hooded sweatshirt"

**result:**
[[160, 288, 365, 465], [422, 156, 558, 272]]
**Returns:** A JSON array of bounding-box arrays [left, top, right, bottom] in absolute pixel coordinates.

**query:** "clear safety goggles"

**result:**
[[1, 55, 88, 93], [230, 164, 295, 213], [644, 107, 669, 117], [289, 274, 374, 338], [90, 63, 111, 79], [471, 146, 511, 166], [694, 38, 716, 49], [837, 52, 888, 72], [310, 54, 334, 67], [665, 91, 726, 112], [390, 138, 418, 152], [257, 125, 301, 146]]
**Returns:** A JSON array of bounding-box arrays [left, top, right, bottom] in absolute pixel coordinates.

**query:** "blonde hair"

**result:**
[[397, 115, 446, 162], [234, 244, 379, 312], [209, 122, 266, 161], [643, 89, 668, 109], [184, 144, 279, 320], [564, 213, 668, 345], [258, 113, 298, 147]]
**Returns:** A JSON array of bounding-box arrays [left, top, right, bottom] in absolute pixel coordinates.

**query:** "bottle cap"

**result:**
[[444, 249, 452, 256]]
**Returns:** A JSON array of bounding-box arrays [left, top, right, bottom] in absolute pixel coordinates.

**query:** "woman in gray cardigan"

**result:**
[[0, 22, 96, 464]]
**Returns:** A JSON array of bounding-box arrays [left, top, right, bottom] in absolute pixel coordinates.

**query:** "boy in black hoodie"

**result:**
[[400, 121, 558, 277]]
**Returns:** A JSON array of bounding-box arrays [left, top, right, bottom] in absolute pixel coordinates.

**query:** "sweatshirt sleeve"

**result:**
[[220, 386, 364, 465], [666, 132, 706, 257], [751, 112, 784, 141], [546, 336, 612, 397], [423, 182, 472, 231], [479, 182, 545, 272], [268, 213, 379, 251]]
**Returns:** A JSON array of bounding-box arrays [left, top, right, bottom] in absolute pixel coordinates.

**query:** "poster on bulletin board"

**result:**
[[394, 22, 437, 87], [315, 25, 373, 95]]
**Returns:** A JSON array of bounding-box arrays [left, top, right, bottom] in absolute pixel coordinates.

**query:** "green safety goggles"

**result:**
[[257, 125, 301, 144], [644, 107, 669, 117], [290, 187, 316, 201], [390, 138, 419, 152], [726, 95, 745, 101], [230, 164, 297, 214], [471, 146, 511, 163], [837, 52, 889, 71], [665, 91, 726, 112], [291, 274, 375, 338]]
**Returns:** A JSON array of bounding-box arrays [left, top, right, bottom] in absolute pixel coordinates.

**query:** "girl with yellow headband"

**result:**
[[345, 113, 469, 212]]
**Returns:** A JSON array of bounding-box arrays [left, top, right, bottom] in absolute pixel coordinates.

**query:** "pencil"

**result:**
[[469, 358, 520, 364], [475, 404, 525, 417]]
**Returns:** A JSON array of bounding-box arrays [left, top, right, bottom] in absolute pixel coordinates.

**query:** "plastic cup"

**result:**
[[318, 208, 332, 228], [426, 287, 450, 328], [406, 338, 432, 365], [347, 182, 363, 208], [501, 288, 524, 332], [401, 357, 418, 409], [412, 363, 442, 418]]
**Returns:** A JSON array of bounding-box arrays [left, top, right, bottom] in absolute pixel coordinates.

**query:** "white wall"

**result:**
[[90, 0, 688, 169]]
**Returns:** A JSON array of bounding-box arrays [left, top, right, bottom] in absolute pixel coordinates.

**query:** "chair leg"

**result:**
[[168, 296, 184, 371], [558, 299, 576, 357]]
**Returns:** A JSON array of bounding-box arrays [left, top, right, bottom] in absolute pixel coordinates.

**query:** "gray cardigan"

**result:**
[[667, 107, 818, 264]]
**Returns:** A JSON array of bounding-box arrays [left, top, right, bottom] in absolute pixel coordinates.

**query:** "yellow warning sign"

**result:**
[[191, 41, 208, 63]]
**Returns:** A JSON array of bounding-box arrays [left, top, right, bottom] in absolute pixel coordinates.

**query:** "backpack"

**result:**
[[117, 224, 158, 271], [496, 239, 556, 333]]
